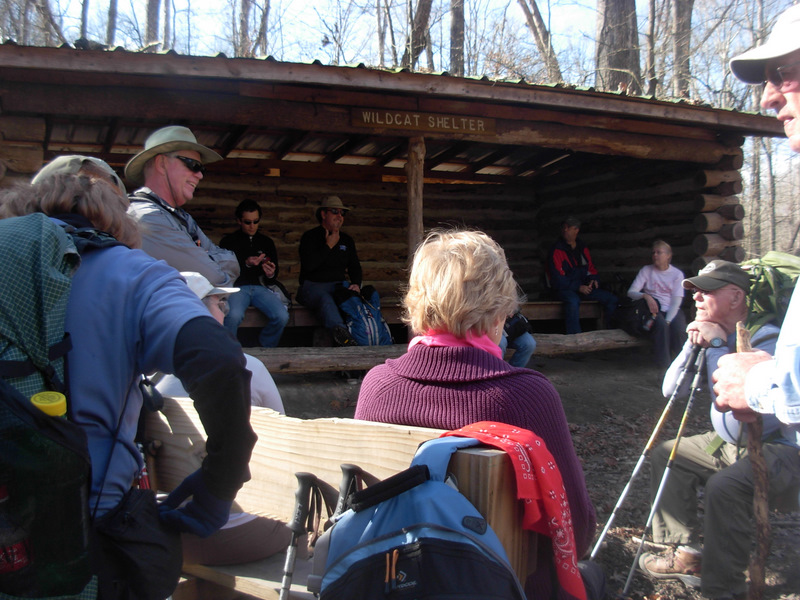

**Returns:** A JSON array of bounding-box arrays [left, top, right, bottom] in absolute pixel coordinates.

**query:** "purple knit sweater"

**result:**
[[355, 344, 597, 600]]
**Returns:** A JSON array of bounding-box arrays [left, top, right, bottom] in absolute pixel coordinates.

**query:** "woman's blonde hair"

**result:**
[[0, 173, 141, 248], [403, 228, 523, 337]]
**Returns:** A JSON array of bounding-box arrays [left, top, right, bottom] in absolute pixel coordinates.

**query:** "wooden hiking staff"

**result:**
[[735, 322, 769, 600]]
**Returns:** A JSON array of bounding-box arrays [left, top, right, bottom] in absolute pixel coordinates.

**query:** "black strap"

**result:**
[[0, 333, 72, 394], [349, 465, 429, 513]]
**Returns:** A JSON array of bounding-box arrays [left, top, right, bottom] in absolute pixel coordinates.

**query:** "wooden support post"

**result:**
[[406, 136, 425, 261]]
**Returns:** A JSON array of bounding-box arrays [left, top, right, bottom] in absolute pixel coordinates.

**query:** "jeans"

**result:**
[[296, 281, 344, 329], [224, 285, 289, 347], [499, 331, 536, 368], [554, 288, 618, 334]]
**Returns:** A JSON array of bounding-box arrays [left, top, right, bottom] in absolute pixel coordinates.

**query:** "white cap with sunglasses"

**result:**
[[125, 125, 222, 186], [730, 4, 800, 84]]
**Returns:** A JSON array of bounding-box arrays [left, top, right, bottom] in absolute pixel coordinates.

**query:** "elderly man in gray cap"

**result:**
[[126, 125, 239, 287], [638, 258, 798, 598]]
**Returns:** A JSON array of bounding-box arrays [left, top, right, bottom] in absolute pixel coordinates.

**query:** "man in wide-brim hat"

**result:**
[[126, 125, 239, 287], [297, 195, 362, 346]]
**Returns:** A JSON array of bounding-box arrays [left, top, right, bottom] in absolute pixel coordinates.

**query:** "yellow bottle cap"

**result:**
[[31, 391, 67, 417]]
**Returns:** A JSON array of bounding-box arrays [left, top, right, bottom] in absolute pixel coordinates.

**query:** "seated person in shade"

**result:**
[[354, 228, 603, 600], [547, 216, 618, 334], [627, 240, 687, 368], [498, 311, 537, 368], [155, 272, 285, 413], [220, 199, 290, 348], [297, 195, 361, 346], [155, 271, 290, 565]]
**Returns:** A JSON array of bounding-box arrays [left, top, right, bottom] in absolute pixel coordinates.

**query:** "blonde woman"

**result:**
[[355, 228, 601, 600]]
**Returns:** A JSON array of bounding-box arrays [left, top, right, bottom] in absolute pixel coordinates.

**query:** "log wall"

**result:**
[[0, 119, 747, 303]]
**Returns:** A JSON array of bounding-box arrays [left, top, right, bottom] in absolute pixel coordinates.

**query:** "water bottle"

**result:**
[[0, 479, 34, 595], [642, 314, 656, 332], [30, 391, 67, 418]]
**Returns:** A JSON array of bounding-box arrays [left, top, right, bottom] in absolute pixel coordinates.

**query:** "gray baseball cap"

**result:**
[[32, 155, 126, 195]]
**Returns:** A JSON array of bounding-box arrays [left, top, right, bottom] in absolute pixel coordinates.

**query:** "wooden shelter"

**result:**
[[0, 43, 785, 305]]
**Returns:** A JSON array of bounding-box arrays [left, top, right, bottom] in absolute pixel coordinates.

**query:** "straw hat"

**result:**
[[124, 126, 222, 186], [315, 195, 353, 220]]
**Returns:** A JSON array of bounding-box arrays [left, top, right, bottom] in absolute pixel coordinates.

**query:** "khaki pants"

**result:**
[[649, 430, 800, 597]]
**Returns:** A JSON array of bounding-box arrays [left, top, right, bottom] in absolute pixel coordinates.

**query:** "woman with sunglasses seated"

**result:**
[[297, 195, 362, 346]]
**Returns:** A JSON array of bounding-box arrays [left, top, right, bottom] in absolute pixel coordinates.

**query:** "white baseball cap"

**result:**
[[730, 4, 800, 84], [181, 272, 238, 299]]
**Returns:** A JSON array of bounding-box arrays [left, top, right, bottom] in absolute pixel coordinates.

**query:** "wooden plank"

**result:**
[[244, 329, 647, 374], [148, 399, 535, 598]]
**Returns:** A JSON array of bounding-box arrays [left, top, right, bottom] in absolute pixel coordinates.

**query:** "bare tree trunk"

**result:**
[[516, 0, 562, 82], [377, 0, 385, 66], [762, 137, 777, 251], [34, 0, 68, 45], [162, 0, 171, 51], [106, 0, 118, 46], [672, 0, 695, 97], [80, 0, 89, 38], [449, 0, 464, 76], [401, 0, 433, 69], [385, 0, 398, 66], [252, 0, 270, 56], [749, 136, 762, 257], [145, 0, 160, 51], [595, 0, 642, 94], [239, 0, 252, 56], [645, 0, 657, 95]]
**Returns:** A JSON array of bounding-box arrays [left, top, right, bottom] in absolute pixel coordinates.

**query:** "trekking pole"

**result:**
[[333, 463, 363, 519], [590, 344, 702, 560], [622, 348, 706, 596], [279, 472, 316, 600]]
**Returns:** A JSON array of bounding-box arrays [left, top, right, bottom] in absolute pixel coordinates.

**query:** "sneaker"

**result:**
[[332, 325, 358, 347], [639, 545, 701, 587]]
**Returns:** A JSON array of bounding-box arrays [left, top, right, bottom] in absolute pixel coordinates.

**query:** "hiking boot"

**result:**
[[639, 545, 701, 587], [332, 325, 358, 347]]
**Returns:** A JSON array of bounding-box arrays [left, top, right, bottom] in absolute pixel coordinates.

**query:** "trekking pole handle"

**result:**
[[334, 463, 362, 518], [288, 472, 316, 534]]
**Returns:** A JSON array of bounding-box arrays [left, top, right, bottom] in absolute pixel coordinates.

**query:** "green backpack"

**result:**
[[741, 251, 800, 335]]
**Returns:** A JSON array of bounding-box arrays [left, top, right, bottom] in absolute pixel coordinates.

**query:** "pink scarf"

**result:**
[[408, 330, 503, 360], [443, 421, 586, 600]]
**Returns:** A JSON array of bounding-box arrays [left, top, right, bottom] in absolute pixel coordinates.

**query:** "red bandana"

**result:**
[[443, 421, 586, 600]]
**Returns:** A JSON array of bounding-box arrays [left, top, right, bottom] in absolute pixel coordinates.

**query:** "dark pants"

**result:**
[[651, 310, 687, 368], [555, 288, 618, 334]]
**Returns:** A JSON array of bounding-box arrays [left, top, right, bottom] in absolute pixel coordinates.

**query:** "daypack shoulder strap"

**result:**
[[410, 436, 481, 481]]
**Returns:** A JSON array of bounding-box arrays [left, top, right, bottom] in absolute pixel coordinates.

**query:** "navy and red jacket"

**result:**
[[547, 236, 599, 293]]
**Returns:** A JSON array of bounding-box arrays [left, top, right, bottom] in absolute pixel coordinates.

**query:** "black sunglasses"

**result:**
[[241, 219, 260, 225], [172, 155, 206, 175], [325, 208, 347, 216]]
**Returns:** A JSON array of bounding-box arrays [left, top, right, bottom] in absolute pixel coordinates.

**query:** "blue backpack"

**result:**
[[333, 285, 393, 346], [307, 437, 527, 599]]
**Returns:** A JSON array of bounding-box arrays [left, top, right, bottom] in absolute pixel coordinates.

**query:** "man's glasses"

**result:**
[[764, 60, 800, 89], [241, 219, 260, 225], [687, 287, 719, 297], [325, 208, 347, 216], [216, 297, 229, 315], [172, 155, 206, 175]]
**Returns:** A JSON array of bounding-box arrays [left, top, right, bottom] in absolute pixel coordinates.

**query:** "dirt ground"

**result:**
[[274, 347, 800, 600]]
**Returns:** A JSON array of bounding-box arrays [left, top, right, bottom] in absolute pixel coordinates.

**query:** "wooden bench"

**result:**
[[239, 300, 603, 330], [246, 329, 647, 374], [147, 398, 536, 600]]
